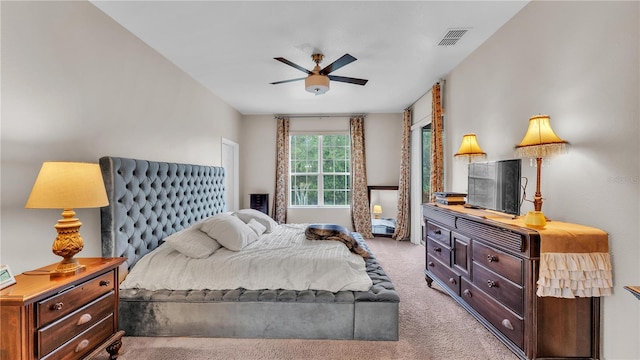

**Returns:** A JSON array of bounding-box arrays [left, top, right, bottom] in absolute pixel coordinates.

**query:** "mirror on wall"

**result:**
[[368, 185, 399, 237]]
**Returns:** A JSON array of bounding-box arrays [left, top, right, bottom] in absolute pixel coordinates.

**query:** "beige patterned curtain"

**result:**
[[272, 117, 289, 224], [393, 109, 411, 241], [429, 83, 444, 201], [350, 117, 373, 238]]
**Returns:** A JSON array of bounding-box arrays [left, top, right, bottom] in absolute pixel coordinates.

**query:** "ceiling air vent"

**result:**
[[438, 28, 469, 46]]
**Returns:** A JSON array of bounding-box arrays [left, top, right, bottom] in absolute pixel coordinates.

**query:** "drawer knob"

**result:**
[[501, 319, 514, 330], [428, 262, 435, 267], [487, 254, 498, 262], [434, 229, 441, 235], [448, 277, 456, 285], [77, 313, 92, 326], [463, 289, 472, 297], [434, 247, 442, 253], [487, 280, 498, 288], [99, 280, 111, 287], [75, 339, 90, 353], [50, 302, 64, 311]]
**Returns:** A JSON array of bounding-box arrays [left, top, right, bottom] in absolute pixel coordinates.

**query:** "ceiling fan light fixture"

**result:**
[[305, 74, 330, 95]]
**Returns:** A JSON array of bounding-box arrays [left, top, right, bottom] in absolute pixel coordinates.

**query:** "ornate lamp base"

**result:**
[[51, 209, 86, 277]]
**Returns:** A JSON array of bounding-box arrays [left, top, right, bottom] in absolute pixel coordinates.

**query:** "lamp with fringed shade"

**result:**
[[454, 133, 486, 163], [25, 162, 109, 276], [515, 115, 568, 227]]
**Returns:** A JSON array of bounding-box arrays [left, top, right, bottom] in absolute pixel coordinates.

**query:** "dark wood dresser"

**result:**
[[0, 257, 126, 360], [423, 203, 602, 359]]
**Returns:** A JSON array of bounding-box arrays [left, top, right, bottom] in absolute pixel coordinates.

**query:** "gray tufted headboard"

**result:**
[[99, 156, 225, 270]]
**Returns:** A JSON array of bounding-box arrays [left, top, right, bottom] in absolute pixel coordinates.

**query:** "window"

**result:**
[[290, 134, 350, 207], [422, 124, 431, 203]]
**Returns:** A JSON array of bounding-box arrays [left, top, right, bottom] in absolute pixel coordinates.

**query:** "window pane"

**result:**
[[422, 125, 432, 203], [291, 175, 318, 206]]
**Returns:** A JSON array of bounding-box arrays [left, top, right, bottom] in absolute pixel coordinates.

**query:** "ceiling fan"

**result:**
[[270, 53, 368, 95]]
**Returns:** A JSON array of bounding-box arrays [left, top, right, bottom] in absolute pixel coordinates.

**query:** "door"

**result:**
[[221, 138, 239, 212]]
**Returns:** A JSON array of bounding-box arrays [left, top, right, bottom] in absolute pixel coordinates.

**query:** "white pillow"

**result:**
[[247, 218, 266, 236], [163, 224, 221, 258], [200, 213, 258, 251], [234, 209, 279, 233]]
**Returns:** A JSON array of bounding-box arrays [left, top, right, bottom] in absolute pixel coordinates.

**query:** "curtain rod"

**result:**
[[274, 113, 366, 119]]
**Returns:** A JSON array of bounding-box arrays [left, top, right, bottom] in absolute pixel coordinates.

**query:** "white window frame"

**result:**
[[289, 132, 351, 208]]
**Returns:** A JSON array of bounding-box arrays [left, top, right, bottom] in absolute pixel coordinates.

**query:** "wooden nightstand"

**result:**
[[0, 257, 126, 360]]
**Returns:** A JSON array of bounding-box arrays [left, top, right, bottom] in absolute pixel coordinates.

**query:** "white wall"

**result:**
[[241, 114, 402, 229], [1, 1, 242, 274], [444, 1, 639, 358]]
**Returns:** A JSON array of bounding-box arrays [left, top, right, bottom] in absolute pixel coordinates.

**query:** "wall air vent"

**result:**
[[438, 28, 469, 46]]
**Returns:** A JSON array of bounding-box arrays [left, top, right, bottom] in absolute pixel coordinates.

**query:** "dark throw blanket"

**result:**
[[305, 224, 370, 258]]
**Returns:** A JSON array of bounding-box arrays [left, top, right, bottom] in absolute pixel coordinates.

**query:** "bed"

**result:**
[[99, 156, 399, 340], [372, 217, 396, 235]]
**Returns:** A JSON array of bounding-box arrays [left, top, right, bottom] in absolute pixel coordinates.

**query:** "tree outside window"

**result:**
[[290, 134, 350, 207]]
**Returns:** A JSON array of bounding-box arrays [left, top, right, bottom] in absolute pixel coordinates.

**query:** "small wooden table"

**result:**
[[624, 285, 640, 300], [0, 257, 126, 360]]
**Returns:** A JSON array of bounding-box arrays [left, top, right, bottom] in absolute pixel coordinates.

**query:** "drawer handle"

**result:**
[[487, 280, 498, 288], [77, 313, 92, 326], [50, 302, 64, 311], [434, 247, 442, 253], [99, 280, 111, 287], [448, 277, 456, 285], [428, 262, 435, 267], [434, 229, 441, 235], [75, 339, 90, 353], [463, 289, 472, 298], [501, 319, 514, 330], [487, 254, 498, 262]]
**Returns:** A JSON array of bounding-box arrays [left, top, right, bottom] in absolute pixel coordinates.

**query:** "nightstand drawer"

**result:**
[[38, 271, 115, 326], [38, 291, 115, 357], [41, 314, 114, 360]]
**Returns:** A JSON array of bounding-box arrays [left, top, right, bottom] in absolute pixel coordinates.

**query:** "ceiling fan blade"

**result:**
[[274, 57, 312, 75], [328, 75, 368, 86], [270, 77, 307, 85], [320, 54, 357, 75]]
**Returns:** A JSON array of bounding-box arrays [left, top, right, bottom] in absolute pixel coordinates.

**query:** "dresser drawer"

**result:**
[[38, 271, 115, 327], [41, 314, 114, 360], [426, 222, 451, 246], [426, 254, 460, 295], [472, 263, 524, 315], [461, 279, 524, 349], [472, 241, 523, 285], [38, 291, 115, 357], [427, 237, 451, 266]]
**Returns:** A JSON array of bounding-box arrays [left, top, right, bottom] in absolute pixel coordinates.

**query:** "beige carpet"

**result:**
[[97, 237, 518, 360]]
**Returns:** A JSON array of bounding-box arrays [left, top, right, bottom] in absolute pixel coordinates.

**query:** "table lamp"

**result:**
[[454, 133, 486, 163], [515, 115, 568, 226], [373, 205, 383, 219], [25, 162, 109, 276]]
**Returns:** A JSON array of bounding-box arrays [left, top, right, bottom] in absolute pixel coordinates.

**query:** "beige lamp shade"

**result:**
[[25, 162, 108, 209], [515, 115, 568, 158], [373, 205, 382, 214], [25, 162, 109, 276], [454, 133, 486, 162]]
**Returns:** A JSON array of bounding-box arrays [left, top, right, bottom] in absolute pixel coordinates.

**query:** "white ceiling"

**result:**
[[90, 1, 529, 115]]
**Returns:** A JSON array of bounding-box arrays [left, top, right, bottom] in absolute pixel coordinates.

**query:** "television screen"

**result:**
[[467, 159, 521, 215]]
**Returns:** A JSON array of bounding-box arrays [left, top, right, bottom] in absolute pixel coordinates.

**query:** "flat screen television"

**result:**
[[467, 159, 522, 216]]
